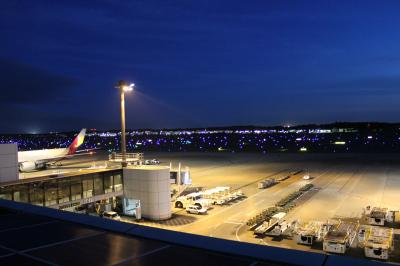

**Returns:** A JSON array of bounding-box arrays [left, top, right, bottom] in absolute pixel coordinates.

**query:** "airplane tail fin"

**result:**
[[67, 128, 86, 155]]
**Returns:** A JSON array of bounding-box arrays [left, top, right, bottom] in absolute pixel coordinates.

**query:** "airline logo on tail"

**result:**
[[68, 128, 86, 155]]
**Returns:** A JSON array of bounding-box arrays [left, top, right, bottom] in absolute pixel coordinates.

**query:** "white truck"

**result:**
[[174, 192, 212, 209]]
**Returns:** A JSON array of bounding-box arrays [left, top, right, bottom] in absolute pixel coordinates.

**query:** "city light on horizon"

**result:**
[[1, 2, 400, 133]]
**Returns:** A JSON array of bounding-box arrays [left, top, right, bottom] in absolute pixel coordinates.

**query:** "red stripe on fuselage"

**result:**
[[68, 138, 79, 155]]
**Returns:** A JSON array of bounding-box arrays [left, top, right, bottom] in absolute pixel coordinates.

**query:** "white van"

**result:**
[[186, 205, 208, 215], [102, 211, 121, 221]]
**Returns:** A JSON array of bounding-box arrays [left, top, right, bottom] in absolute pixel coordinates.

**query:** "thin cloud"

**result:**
[[0, 58, 78, 104]]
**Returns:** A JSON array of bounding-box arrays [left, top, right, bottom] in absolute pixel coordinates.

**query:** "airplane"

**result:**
[[18, 128, 87, 172]]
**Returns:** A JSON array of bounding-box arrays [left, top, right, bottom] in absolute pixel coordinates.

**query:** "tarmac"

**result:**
[[19, 151, 400, 263]]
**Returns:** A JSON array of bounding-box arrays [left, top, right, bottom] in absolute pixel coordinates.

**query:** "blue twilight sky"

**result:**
[[1, 0, 400, 133]]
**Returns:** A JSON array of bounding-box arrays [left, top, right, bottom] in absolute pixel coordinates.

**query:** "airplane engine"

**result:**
[[19, 162, 36, 172], [19, 162, 46, 172]]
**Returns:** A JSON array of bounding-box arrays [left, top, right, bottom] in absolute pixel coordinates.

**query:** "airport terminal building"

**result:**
[[0, 144, 172, 220], [0, 166, 172, 220]]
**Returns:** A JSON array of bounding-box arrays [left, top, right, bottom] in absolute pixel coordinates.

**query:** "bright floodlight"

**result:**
[[116, 80, 134, 92], [123, 86, 132, 92], [123, 83, 134, 92]]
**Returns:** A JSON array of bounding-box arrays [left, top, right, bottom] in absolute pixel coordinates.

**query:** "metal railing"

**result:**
[[108, 152, 144, 162]]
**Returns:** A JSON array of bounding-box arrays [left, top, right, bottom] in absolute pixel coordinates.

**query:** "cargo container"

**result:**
[[323, 220, 359, 254], [254, 212, 286, 235], [364, 206, 388, 226], [363, 226, 394, 260]]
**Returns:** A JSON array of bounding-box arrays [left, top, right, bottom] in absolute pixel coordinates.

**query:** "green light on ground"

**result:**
[[334, 141, 346, 145]]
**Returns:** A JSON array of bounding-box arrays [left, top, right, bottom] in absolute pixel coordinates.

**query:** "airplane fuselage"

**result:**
[[18, 148, 69, 163], [17, 128, 87, 172]]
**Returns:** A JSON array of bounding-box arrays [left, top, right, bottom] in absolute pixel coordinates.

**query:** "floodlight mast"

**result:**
[[115, 80, 134, 167]]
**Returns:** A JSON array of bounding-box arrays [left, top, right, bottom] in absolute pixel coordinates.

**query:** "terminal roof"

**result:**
[[0, 168, 121, 187]]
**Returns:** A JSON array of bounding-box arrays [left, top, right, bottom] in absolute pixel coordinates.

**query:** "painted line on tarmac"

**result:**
[[224, 221, 243, 225], [179, 170, 315, 233], [180, 179, 299, 229], [235, 223, 245, 242]]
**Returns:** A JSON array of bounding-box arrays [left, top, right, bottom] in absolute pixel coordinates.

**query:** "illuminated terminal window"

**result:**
[[104, 174, 113, 193], [0, 186, 12, 201], [30, 182, 44, 206], [70, 177, 82, 201], [114, 174, 123, 192], [82, 176, 94, 198], [45, 180, 58, 206], [93, 174, 104, 196], [13, 184, 29, 203], [0, 170, 123, 207], [58, 179, 70, 204]]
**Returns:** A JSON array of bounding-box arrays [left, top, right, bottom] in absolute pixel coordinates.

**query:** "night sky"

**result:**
[[1, 1, 400, 133]]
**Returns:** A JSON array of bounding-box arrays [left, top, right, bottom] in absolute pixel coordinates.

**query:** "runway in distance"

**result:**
[[18, 128, 87, 172]]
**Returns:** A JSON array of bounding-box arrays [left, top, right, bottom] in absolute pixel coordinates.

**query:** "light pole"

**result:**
[[115, 80, 134, 167]]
